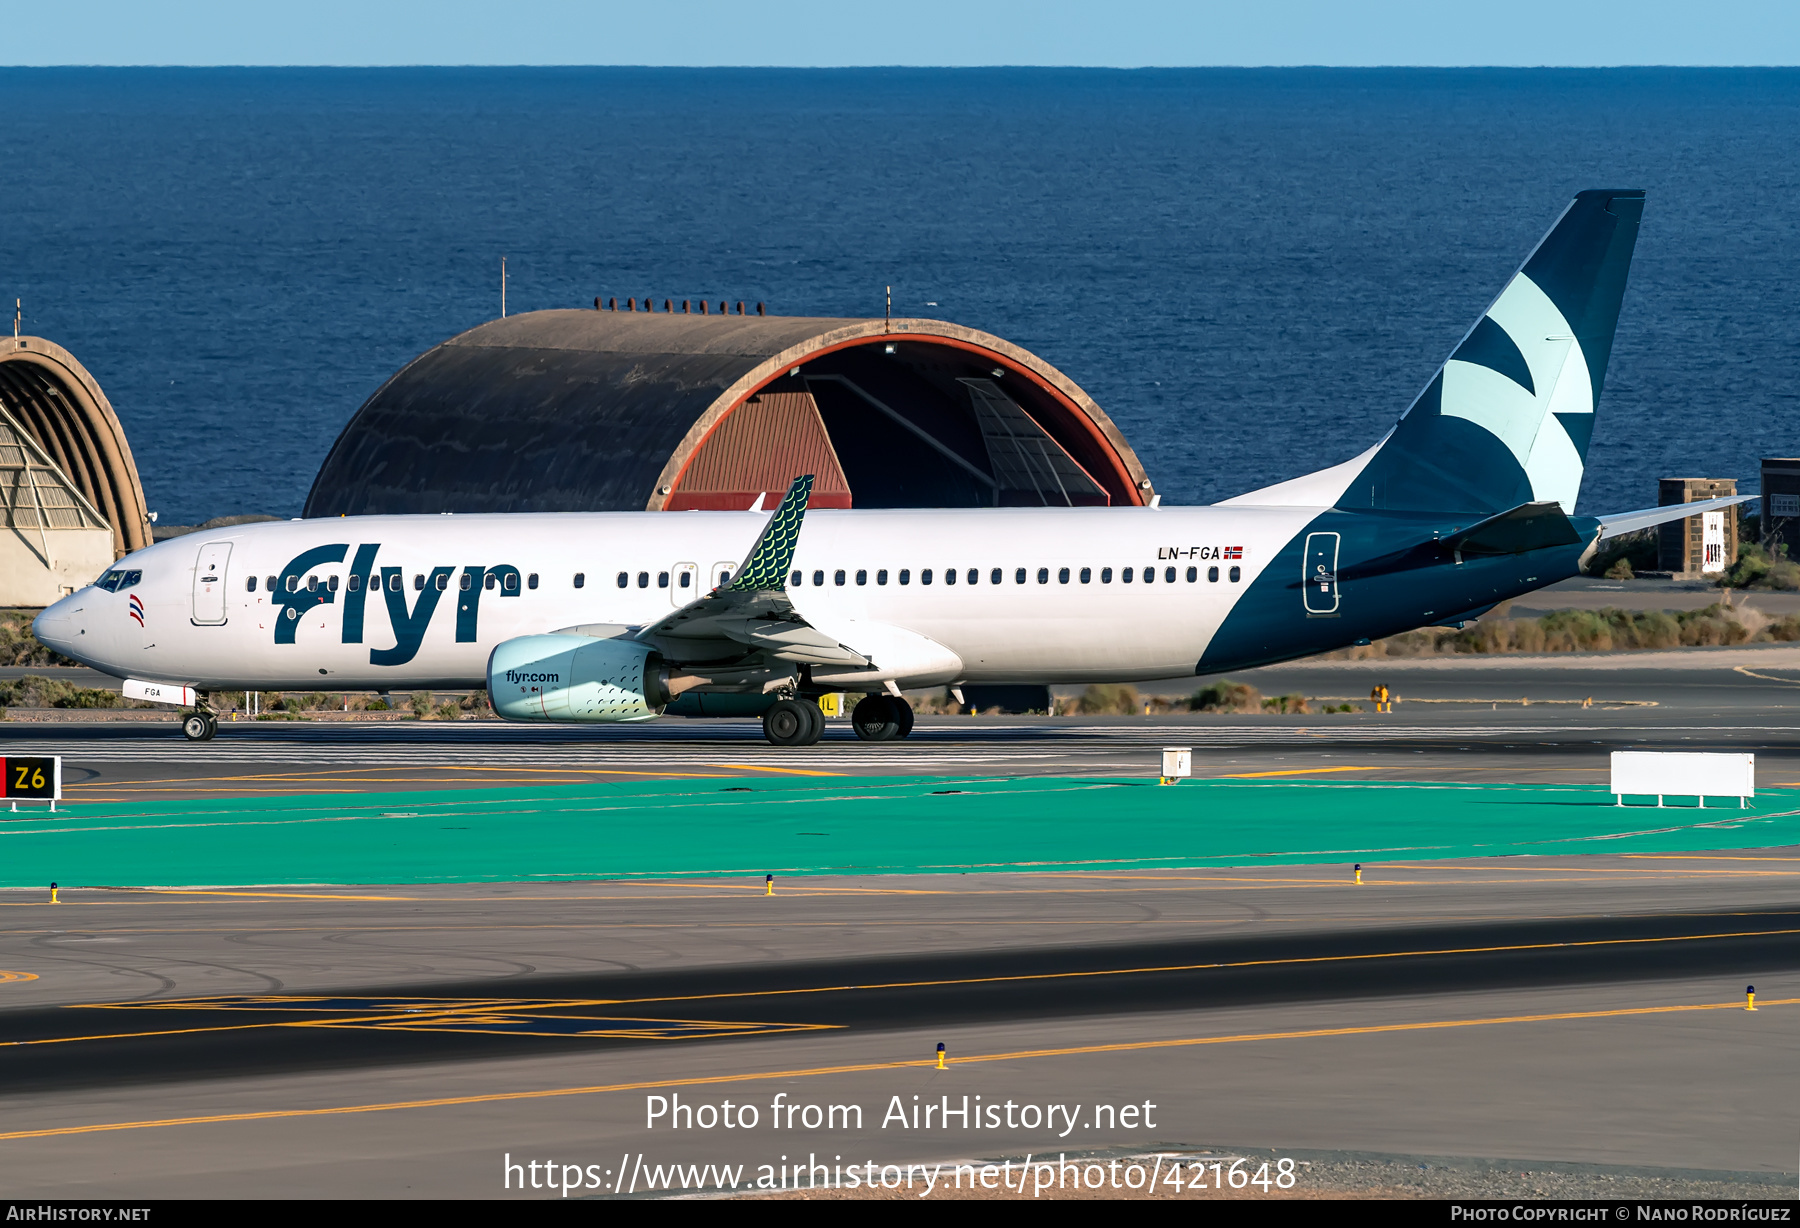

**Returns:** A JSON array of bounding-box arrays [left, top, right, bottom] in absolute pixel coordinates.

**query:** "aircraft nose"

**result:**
[[33, 598, 82, 654]]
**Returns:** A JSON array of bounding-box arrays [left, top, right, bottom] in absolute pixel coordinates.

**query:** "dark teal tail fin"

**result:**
[[1227, 190, 1645, 517]]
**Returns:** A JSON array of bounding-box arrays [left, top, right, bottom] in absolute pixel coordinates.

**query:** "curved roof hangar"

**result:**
[[303, 310, 1154, 517]]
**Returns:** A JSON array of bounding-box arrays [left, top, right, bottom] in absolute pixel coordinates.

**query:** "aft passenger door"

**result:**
[[191, 541, 232, 625], [1302, 532, 1339, 614]]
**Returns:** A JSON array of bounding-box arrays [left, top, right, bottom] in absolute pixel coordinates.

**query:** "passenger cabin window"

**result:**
[[574, 572, 585, 589], [1186, 567, 1197, 582], [1058, 567, 1070, 584], [267, 575, 278, 592], [412, 574, 425, 591], [1014, 568, 1026, 584], [813, 570, 825, 587], [504, 573, 520, 592], [856, 569, 867, 586], [328, 575, 340, 591], [877, 569, 888, 585], [484, 573, 496, 591], [790, 570, 802, 587], [1229, 566, 1242, 582], [1122, 567, 1133, 583], [1208, 566, 1219, 582], [922, 569, 933, 585], [307, 575, 318, 591], [944, 568, 955, 585], [349, 575, 363, 592], [990, 568, 1002, 585], [967, 569, 979, 585], [1080, 567, 1091, 584], [287, 576, 301, 593], [834, 569, 846, 586], [1143, 567, 1155, 584], [459, 573, 472, 591], [717, 570, 731, 586], [679, 572, 691, 588], [658, 572, 670, 588], [899, 569, 911, 585], [637, 572, 649, 588], [388, 573, 402, 592], [528, 573, 540, 590], [617, 572, 628, 588], [1101, 567, 1113, 583], [245, 576, 258, 592], [435, 573, 449, 591], [1165, 567, 1176, 583], [1037, 568, 1049, 584]]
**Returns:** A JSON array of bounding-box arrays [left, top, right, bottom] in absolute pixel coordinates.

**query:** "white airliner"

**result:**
[[32, 189, 1742, 745]]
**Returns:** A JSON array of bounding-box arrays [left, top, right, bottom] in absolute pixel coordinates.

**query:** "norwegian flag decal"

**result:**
[[1223, 546, 1244, 560], [127, 593, 145, 627]]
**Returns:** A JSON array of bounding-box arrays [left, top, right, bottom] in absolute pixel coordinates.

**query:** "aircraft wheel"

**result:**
[[796, 698, 826, 745], [851, 694, 900, 742], [892, 697, 915, 739], [763, 699, 814, 746], [182, 712, 214, 742]]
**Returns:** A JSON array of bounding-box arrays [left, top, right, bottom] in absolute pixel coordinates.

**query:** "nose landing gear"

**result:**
[[181, 693, 219, 741], [181, 710, 218, 741], [851, 694, 914, 742]]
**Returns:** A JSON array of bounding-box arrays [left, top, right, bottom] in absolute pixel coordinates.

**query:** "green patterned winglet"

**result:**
[[724, 474, 814, 592]]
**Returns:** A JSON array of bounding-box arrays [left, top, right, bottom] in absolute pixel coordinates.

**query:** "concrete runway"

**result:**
[[4, 646, 1798, 801], [3, 858, 1800, 1197], [5, 647, 1800, 1196]]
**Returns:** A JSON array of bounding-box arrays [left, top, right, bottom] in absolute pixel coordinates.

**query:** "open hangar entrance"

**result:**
[[303, 310, 1154, 517], [0, 336, 149, 606]]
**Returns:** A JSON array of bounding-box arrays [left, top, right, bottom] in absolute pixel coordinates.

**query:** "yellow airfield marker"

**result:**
[[936, 1042, 947, 1070], [765, 874, 774, 897], [1747, 984, 1757, 1011], [1354, 863, 1363, 886]]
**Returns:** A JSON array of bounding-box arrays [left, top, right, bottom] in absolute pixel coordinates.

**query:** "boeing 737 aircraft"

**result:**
[[33, 189, 1743, 745]]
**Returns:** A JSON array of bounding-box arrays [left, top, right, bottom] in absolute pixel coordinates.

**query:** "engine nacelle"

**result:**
[[487, 633, 669, 722]]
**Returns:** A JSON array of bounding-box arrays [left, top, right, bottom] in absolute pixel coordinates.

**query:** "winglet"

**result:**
[[721, 475, 814, 592]]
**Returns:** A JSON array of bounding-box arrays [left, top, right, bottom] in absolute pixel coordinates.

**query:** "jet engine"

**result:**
[[487, 633, 670, 722]]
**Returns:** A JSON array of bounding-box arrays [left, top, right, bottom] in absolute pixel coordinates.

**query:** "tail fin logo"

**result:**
[[1440, 272, 1593, 514]]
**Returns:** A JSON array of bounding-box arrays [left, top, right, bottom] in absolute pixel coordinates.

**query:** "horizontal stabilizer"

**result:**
[[1596, 495, 1753, 541], [1443, 501, 1582, 556]]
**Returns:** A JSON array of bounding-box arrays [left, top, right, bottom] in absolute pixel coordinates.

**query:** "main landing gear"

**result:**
[[761, 694, 918, 746], [851, 693, 914, 743], [763, 697, 826, 747]]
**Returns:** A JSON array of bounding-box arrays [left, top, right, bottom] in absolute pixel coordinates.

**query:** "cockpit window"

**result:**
[[96, 569, 143, 590]]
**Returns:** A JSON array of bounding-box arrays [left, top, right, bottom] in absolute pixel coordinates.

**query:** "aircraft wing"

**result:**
[[635, 475, 872, 668]]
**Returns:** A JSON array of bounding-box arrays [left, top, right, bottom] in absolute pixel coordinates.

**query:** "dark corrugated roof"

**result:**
[[303, 309, 1151, 517]]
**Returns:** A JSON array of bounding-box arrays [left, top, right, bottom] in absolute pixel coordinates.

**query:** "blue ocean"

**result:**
[[2, 68, 1796, 526]]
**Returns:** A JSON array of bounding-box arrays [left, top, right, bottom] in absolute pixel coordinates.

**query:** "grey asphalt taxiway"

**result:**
[[3, 860, 1800, 1198]]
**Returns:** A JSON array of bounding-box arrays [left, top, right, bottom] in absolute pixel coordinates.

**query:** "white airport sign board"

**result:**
[[1610, 751, 1754, 807]]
